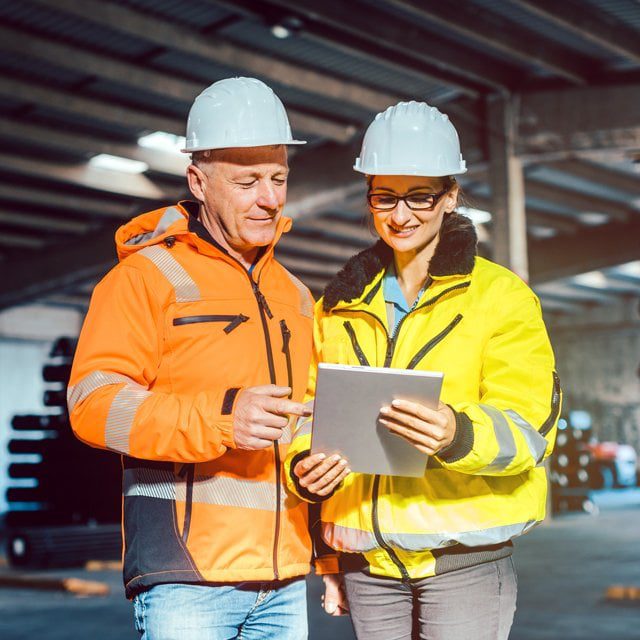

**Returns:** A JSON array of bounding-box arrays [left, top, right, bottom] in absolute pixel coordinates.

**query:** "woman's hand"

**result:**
[[293, 452, 351, 497], [379, 400, 456, 455], [322, 573, 349, 616]]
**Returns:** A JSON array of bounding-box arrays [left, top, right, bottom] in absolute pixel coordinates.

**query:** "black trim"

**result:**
[[178, 463, 195, 544], [437, 409, 475, 463], [280, 320, 293, 399], [406, 314, 464, 369], [540, 371, 562, 437], [372, 476, 411, 583], [221, 388, 240, 416], [363, 277, 383, 305], [343, 321, 370, 367], [173, 314, 249, 334]]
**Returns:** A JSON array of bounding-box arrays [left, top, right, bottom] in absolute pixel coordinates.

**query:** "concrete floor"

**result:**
[[1, 489, 639, 640]]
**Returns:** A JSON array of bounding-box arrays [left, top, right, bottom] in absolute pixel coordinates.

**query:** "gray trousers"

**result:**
[[343, 556, 517, 640]]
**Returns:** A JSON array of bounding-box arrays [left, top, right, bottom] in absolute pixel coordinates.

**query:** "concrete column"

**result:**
[[487, 94, 529, 281]]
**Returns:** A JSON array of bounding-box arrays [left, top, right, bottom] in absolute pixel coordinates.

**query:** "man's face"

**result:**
[[188, 145, 289, 254]]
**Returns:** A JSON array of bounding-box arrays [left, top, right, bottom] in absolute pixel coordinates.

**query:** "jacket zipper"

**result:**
[[178, 463, 195, 544], [280, 320, 293, 398], [343, 321, 370, 366], [540, 371, 561, 437], [340, 281, 469, 583], [406, 314, 464, 370], [173, 314, 249, 334]]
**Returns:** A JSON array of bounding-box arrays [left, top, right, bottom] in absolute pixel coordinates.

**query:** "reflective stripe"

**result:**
[[282, 267, 313, 318], [123, 467, 176, 500], [505, 409, 548, 464], [322, 520, 538, 553], [384, 520, 539, 551], [322, 522, 378, 552], [105, 386, 151, 454], [293, 419, 312, 440], [67, 370, 133, 413], [139, 245, 200, 303], [479, 404, 517, 472]]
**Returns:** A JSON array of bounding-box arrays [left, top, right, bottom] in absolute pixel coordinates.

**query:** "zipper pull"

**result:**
[[253, 282, 274, 319], [280, 319, 291, 351], [224, 314, 249, 334]]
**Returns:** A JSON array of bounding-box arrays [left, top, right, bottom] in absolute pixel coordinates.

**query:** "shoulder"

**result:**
[[272, 261, 314, 319], [472, 257, 536, 298]]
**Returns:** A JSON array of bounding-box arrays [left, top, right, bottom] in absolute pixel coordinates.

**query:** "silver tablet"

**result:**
[[311, 363, 444, 478]]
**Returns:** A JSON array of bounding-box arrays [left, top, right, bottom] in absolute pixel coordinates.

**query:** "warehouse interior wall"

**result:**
[[548, 299, 640, 454]]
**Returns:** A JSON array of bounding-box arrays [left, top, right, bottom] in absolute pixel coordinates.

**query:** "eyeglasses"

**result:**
[[367, 187, 449, 212]]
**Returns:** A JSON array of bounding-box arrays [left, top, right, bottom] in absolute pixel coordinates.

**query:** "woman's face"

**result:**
[[368, 175, 458, 256]]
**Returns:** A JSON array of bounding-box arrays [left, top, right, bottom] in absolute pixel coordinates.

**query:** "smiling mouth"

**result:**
[[388, 224, 420, 236]]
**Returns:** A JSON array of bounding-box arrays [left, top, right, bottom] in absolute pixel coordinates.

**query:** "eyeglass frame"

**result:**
[[366, 187, 451, 212]]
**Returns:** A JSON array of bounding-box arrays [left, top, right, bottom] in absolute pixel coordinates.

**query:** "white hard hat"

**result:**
[[181, 77, 306, 152], [354, 101, 466, 176]]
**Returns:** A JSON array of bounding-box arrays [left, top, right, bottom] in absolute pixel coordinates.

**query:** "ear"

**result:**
[[444, 185, 459, 213], [186, 163, 207, 202]]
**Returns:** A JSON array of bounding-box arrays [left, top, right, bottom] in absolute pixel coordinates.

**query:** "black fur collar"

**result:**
[[323, 212, 477, 311]]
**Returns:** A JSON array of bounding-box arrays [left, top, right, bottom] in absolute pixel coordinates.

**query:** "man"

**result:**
[[68, 77, 319, 639]]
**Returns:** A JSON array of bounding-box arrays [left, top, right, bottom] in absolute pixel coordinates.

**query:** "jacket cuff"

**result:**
[[314, 554, 340, 575], [437, 408, 474, 463], [288, 450, 338, 503], [219, 387, 242, 448]]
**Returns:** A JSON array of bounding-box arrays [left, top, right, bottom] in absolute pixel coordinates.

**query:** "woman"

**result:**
[[285, 101, 561, 640]]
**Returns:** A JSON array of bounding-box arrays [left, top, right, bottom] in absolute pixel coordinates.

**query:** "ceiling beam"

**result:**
[[508, 0, 640, 64], [525, 179, 631, 222], [387, 0, 588, 84], [0, 152, 178, 201], [542, 159, 640, 198], [518, 83, 640, 156], [258, 0, 519, 92], [0, 184, 135, 219], [529, 219, 640, 284], [31, 0, 400, 117], [0, 23, 355, 144], [0, 208, 93, 234]]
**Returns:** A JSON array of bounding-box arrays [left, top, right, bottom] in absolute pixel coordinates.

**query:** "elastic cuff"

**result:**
[[288, 450, 338, 503], [218, 387, 242, 448], [437, 408, 474, 463], [217, 420, 236, 449], [314, 555, 340, 575]]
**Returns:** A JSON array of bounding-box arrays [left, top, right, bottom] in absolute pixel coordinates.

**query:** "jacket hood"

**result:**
[[115, 200, 292, 262], [322, 212, 477, 311]]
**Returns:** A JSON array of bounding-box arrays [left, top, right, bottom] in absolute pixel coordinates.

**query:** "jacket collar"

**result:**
[[322, 212, 477, 312]]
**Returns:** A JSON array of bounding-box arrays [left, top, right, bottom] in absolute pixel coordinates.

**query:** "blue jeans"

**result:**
[[133, 579, 308, 640]]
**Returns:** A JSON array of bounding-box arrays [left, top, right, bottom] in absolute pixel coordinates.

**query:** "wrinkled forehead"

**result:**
[[369, 174, 448, 192]]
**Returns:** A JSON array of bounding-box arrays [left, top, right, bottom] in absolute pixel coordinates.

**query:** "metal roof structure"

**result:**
[[0, 0, 638, 316]]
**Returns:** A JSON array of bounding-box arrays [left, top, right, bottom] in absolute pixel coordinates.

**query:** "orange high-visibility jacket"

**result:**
[[68, 201, 314, 597]]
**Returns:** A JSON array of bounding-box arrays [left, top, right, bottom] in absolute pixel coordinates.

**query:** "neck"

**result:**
[[393, 233, 439, 297], [199, 207, 260, 270]]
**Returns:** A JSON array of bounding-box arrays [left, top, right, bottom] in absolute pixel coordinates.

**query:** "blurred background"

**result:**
[[0, 1, 638, 638]]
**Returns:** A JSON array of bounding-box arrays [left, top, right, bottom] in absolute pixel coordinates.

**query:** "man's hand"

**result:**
[[233, 385, 311, 450], [293, 452, 350, 497], [379, 400, 456, 455], [322, 573, 349, 616]]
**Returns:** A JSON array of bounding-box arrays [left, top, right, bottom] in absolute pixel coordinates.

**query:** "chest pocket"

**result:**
[[173, 314, 249, 333]]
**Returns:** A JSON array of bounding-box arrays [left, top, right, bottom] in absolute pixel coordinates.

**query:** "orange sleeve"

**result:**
[[68, 263, 236, 462]]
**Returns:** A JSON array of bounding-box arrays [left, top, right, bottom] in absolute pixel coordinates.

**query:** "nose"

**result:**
[[256, 181, 279, 211], [389, 201, 412, 226]]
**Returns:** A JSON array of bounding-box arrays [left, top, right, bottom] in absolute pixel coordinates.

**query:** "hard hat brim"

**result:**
[[353, 164, 467, 177], [181, 140, 307, 153]]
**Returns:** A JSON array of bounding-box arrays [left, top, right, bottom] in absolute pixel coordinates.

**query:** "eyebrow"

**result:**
[[370, 186, 440, 194]]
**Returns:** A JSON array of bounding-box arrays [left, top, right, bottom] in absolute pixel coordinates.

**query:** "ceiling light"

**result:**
[[270, 16, 303, 39], [615, 261, 640, 277], [578, 211, 609, 225], [573, 271, 608, 289], [89, 154, 148, 174], [458, 206, 492, 225], [138, 131, 186, 154]]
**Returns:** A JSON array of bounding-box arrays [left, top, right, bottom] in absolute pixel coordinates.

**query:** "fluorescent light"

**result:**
[[578, 211, 609, 225], [573, 271, 608, 288], [89, 154, 148, 174], [138, 131, 186, 154], [458, 206, 492, 225], [271, 24, 291, 38], [616, 261, 640, 277], [528, 226, 557, 239]]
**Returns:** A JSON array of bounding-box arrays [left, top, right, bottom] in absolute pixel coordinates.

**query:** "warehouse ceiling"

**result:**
[[0, 0, 638, 315]]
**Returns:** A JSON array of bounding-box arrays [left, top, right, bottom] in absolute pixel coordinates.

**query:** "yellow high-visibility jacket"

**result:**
[[284, 213, 561, 580]]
